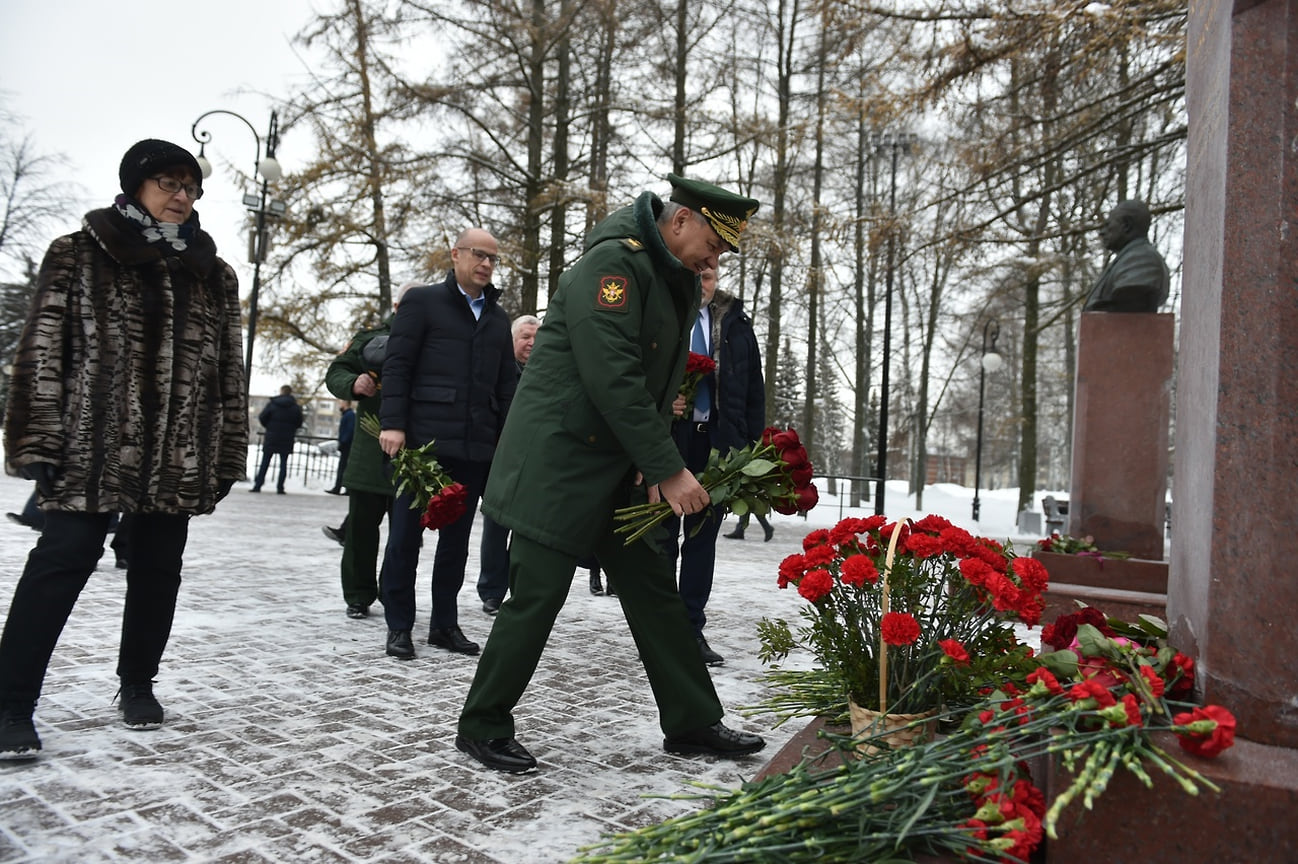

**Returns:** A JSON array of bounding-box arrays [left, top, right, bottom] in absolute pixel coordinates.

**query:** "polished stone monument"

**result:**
[[1049, 0, 1298, 860]]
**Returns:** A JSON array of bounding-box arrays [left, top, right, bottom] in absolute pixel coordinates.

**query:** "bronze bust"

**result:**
[[1084, 200, 1170, 313]]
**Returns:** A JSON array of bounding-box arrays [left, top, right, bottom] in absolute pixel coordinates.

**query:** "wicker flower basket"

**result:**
[[847, 700, 938, 756]]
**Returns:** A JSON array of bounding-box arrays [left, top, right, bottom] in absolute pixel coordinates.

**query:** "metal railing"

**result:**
[[250, 433, 340, 487], [817, 474, 882, 519]]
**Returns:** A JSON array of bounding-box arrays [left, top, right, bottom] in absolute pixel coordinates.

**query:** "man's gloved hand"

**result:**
[[215, 479, 236, 503], [19, 462, 57, 497]]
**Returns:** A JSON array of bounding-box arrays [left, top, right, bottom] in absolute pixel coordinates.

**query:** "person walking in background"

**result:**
[[669, 268, 767, 667], [0, 138, 246, 759], [325, 401, 355, 495], [722, 511, 773, 542], [477, 314, 539, 615], [323, 283, 417, 619], [250, 385, 303, 494], [377, 230, 516, 660], [455, 174, 765, 775]]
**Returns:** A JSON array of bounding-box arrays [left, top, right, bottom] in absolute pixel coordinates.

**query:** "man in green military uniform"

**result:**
[[323, 283, 416, 619], [456, 174, 764, 774]]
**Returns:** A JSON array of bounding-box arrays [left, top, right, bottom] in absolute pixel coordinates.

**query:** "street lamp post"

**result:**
[[190, 109, 284, 400], [972, 319, 1003, 521], [873, 130, 915, 516]]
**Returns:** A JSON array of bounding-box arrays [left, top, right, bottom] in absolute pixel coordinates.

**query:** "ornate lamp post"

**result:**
[[873, 130, 916, 516], [190, 109, 285, 400], [972, 319, 1003, 521]]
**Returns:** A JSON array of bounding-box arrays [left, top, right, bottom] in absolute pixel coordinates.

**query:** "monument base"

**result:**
[[1046, 732, 1298, 863], [1034, 549, 1168, 624]]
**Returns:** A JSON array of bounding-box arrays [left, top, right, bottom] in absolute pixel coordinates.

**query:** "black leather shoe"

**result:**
[[346, 604, 369, 619], [482, 598, 502, 615], [5, 512, 38, 530], [697, 636, 725, 666], [325, 487, 343, 495], [723, 529, 744, 540], [604, 577, 616, 597], [322, 525, 345, 546], [664, 722, 765, 757], [428, 626, 480, 655], [386, 629, 415, 660], [455, 735, 537, 774], [763, 523, 775, 542], [589, 574, 603, 595]]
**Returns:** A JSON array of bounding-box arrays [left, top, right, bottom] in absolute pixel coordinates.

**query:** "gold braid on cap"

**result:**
[[700, 206, 750, 247]]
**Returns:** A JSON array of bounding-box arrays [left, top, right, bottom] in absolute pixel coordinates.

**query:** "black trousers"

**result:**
[[379, 458, 488, 632], [671, 423, 724, 637], [0, 511, 189, 704]]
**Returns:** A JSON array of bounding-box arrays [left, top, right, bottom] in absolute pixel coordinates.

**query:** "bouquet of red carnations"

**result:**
[[678, 351, 716, 416], [612, 425, 818, 545], [359, 414, 467, 531]]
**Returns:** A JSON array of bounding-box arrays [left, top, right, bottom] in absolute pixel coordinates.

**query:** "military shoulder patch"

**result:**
[[621, 237, 644, 252], [596, 275, 630, 310]]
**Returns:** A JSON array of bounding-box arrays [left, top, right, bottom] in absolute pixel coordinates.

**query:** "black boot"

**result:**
[[0, 700, 40, 759], [589, 569, 603, 595], [118, 682, 164, 730]]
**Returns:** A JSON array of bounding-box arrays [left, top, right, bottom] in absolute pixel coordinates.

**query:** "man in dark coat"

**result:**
[[326, 401, 355, 495], [669, 268, 766, 667], [251, 386, 303, 493], [476, 313, 540, 615], [455, 175, 765, 774], [323, 284, 418, 618], [377, 230, 516, 660]]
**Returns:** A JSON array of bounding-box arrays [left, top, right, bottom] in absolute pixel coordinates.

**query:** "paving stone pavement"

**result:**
[[0, 467, 830, 864]]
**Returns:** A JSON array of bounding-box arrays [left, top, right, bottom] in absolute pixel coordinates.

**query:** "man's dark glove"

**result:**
[[19, 462, 57, 497], [215, 479, 236, 503]]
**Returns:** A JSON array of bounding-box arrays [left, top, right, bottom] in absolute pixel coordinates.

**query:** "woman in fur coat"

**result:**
[[0, 138, 247, 759]]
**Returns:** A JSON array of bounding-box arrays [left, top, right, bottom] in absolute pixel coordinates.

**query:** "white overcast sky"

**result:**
[[2, 1, 320, 393]]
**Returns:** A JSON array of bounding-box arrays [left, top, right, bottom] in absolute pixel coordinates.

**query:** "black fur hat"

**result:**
[[118, 139, 203, 197]]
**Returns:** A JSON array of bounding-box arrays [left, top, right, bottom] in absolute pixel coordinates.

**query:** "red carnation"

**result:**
[[1166, 652, 1196, 699], [840, 554, 879, 587], [1173, 705, 1236, 758], [880, 611, 921, 646], [939, 638, 970, 665], [797, 568, 834, 603]]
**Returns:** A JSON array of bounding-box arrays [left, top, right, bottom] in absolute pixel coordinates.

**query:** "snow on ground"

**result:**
[[0, 456, 1058, 863]]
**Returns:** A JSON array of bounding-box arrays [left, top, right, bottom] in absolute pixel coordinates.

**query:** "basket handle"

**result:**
[[878, 518, 906, 715]]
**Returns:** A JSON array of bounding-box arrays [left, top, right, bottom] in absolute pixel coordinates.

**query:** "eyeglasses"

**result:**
[[456, 246, 500, 266], [150, 176, 203, 200]]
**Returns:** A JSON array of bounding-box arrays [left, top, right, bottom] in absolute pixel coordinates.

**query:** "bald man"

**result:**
[[376, 229, 517, 661]]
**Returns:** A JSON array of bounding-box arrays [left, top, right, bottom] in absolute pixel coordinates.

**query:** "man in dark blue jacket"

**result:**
[[670, 269, 766, 667], [377, 228, 516, 660], [251, 386, 304, 493]]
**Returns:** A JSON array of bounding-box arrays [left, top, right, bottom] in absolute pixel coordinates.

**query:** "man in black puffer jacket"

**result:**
[[251, 386, 303, 493], [377, 228, 516, 661]]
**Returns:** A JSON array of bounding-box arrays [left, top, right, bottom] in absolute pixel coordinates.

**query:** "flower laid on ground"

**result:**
[[1037, 531, 1131, 560], [574, 607, 1237, 864], [678, 351, 716, 417], [612, 426, 818, 545], [759, 515, 1046, 717], [359, 413, 467, 531]]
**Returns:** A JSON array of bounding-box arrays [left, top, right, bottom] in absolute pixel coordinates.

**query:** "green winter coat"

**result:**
[[482, 190, 699, 556], [325, 320, 395, 496]]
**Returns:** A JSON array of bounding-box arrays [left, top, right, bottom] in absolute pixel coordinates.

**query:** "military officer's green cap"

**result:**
[[666, 173, 760, 252]]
